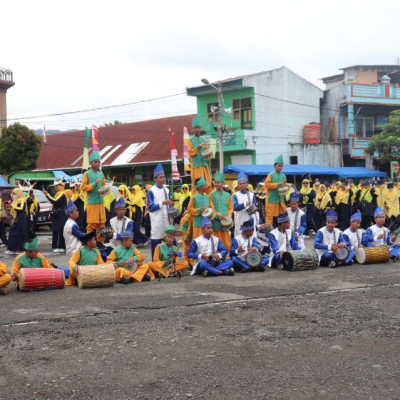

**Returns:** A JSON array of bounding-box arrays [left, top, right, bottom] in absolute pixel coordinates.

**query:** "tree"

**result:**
[[367, 109, 400, 164], [0, 123, 42, 175], [100, 120, 122, 127]]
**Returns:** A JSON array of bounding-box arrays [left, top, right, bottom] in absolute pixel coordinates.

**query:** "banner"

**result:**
[[183, 126, 191, 175], [391, 161, 400, 179], [82, 127, 91, 171], [169, 128, 180, 180], [91, 125, 100, 151]]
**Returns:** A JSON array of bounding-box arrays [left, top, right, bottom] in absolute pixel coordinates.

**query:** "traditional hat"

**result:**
[[195, 176, 207, 189], [376, 179, 385, 186], [24, 237, 39, 251], [237, 171, 248, 183], [374, 207, 385, 219], [81, 231, 96, 244], [326, 209, 338, 222], [289, 192, 300, 202], [164, 224, 176, 237], [277, 211, 290, 224], [214, 171, 225, 182], [201, 217, 212, 229], [240, 218, 254, 233], [350, 211, 362, 222], [154, 164, 165, 178], [274, 154, 284, 164], [64, 199, 77, 215], [232, 180, 238, 188], [89, 151, 101, 162], [120, 231, 133, 239], [192, 116, 202, 128], [114, 197, 126, 210]]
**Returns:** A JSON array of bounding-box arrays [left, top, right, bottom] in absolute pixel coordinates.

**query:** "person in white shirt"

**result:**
[[286, 192, 307, 249], [63, 200, 84, 256], [342, 211, 362, 263], [109, 198, 133, 249]]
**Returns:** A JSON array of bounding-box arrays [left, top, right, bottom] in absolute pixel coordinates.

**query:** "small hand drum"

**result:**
[[125, 260, 138, 273], [220, 215, 234, 229], [278, 186, 289, 196], [165, 227, 185, 237], [98, 183, 113, 197], [244, 252, 262, 268], [202, 208, 216, 220], [246, 204, 257, 216], [202, 149, 214, 160], [100, 226, 113, 237], [335, 247, 350, 261], [259, 224, 273, 236], [168, 207, 179, 219]]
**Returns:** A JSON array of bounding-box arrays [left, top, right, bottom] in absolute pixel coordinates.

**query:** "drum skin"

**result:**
[[355, 246, 390, 265], [244, 252, 262, 268], [282, 249, 319, 271], [220, 215, 234, 229], [335, 247, 350, 261], [19, 268, 65, 291], [202, 208, 216, 220], [76, 263, 116, 289]]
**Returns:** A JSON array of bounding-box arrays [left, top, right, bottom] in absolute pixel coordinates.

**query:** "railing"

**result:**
[[350, 83, 400, 99], [0, 67, 13, 82]]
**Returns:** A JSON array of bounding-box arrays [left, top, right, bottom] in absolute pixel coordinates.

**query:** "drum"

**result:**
[[244, 252, 262, 268], [125, 260, 138, 273], [246, 204, 258, 216], [278, 186, 289, 196], [202, 208, 216, 220], [19, 268, 65, 291], [98, 183, 113, 197], [220, 215, 234, 229], [76, 263, 116, 289], [335, 247, 350, 261], [165, 227, 185, 236], [168, 207, 179, 219], [258, 224, 273, 236], [202, 149, 214, 160], [99, 226, 113, 237], [355, 246, 390, 265], [281, 249, 319, 271]]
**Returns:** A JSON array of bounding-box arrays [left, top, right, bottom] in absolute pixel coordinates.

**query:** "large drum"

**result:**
[[281, 249, 319, 271], [356, 246, 390, 265], [19, 268, 65, 291], [76, 263, 116, 289], [244, 252, 262, 268]]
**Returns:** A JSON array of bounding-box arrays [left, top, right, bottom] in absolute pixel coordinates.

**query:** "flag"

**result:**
[[82, 127, 91, 171], [43, 125, 47, 143], [169, 128, 180, 180], [183, 126, 191, 175], [91, 125, 100, 151]]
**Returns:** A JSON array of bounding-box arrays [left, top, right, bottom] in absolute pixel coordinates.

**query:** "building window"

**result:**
[[355, 117, 374, 138], [207, 102, 219, 123], [290, 156, 298, 165], [232, 97, 253, 129]]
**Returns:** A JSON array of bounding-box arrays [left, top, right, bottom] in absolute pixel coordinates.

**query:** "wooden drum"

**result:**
[[355, 246, 390, 265], [281, 249, 319, 271], [19, 268, 65, 291], [76, 263, 116, 289]]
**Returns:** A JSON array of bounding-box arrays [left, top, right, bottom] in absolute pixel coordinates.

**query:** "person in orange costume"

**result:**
[[0, 261, 11, 295], [81, 151, 106, 247]]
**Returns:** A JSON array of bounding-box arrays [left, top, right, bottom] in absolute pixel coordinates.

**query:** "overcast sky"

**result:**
[[2, 0, 400, 132]]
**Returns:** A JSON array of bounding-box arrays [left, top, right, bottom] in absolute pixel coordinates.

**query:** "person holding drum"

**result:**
[[187, 217, 234, 277], [0, 260, 11, 295], [211, 171, 234, 252], [66, 231, 104, 286], [81, 151, 107, 249], [108, 198, 134, 249], [269, 211, 301, 269], [188, 116, 212, 195], [264, 154, 289, 226], [63, 200, 84, 256], [107, 231, 153, 284], [342, 211, 363, 262], [286, 192, 307, 250], [146, 164, 173, 259], [230, 218, 269, 273], [147, 225, 189, 278], [233, 171, 257, 237], [314, 209, 353, 267]]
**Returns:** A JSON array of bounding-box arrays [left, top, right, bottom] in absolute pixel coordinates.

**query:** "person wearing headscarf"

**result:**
[[314, 184, 332, 229], [118, 184, 133, 218], [300, 178, 317, 236], [129, 185, 149, 246], [332, 181, 353, 232], [43, 181, 68, 253], [179, 184, 191, 216], [357, 181, 374, 229], [71, 182, 87, 232], [370, 179, 386, 209], [5, 188, 28, 255], [384, 182, 399, 230], [188, 116, 212, 195]]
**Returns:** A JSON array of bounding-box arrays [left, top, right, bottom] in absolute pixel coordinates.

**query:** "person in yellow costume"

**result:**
[[148, 225, 189, 278], [314, 184, 332, 229], [118, 184, 133, 218], [188, 116, 212, 195], [107, 231, 153, 283], [0, 260, 11, 295], [371, 179, 386, 208], [179, 184, 191, 215], [264, 154, 289, 226], [383, 182, 399, 228], [129, 185, 149, 246], [81, 152, 106, 248], [332, 181, 353, 232]]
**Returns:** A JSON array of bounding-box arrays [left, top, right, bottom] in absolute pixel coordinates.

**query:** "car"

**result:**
[[31, 190, 52, 229]]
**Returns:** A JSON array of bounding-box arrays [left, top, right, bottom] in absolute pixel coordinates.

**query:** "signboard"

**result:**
[[391, 161, 400, 179]]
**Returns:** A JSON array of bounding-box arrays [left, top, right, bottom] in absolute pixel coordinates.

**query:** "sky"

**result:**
[[2, 0, 400, 132]]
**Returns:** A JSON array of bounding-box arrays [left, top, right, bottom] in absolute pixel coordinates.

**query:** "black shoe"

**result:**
[[222, 268, 235, 276], [97, 242, 106, 250], [255, 265, 266, 272], [240, 266, 247, 273], [0, 288, 6, 296], [122, 276, 134, 284], [176, 271, 182, 279], [201, 269, 208, 278], [142, 273, 151, 282]]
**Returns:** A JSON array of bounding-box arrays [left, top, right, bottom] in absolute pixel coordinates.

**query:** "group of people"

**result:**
[[0, 116, 399, 294]]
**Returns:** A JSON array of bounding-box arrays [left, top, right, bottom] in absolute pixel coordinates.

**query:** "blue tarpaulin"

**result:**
[[224, 164, 387, 179], [53, 170, 72, 181], [0, 176, 10, 186]]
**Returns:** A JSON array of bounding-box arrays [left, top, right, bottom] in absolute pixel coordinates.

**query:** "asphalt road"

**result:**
[[1, 229, 399, 400]]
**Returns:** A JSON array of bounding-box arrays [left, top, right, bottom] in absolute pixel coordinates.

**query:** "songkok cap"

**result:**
[[350, 211, 362, 222], [114, 197, 126, 210], [81, 231, 96, 244], [277, 211, 290, 224], [214, 171, 225, 182], [240, 218, 255, 233], [64, 199, 77, 215], [120, 231, 133, 239], [195, 176, 207, 189], [89, 151, 101, 162], [201, 217, 212, 229], [24, 237, 39, 251], [289, 192, 300, 202], [274, 154, 284, 164], [154, 164, 165, 178], [374, 207, 385, 219], [326, 209, 338, 222], [237, 171, 248, 183]]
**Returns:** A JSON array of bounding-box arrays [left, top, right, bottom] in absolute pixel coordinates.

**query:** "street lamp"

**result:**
[[201, 78, 224, 173]]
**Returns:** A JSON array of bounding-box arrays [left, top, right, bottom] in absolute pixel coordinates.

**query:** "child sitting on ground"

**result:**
[[342, 211, 363, 262]]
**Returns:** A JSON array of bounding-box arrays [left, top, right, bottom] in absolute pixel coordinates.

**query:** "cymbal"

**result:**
[[165, 228, 185, 237]]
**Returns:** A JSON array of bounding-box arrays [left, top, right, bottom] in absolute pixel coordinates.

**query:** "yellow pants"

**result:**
[[115, 264, 155, 282], [191, 166, 212, 195], [0, 274, 11, 289], [65, 269, 78, 286], [148, 260, 188, 278], [266, 202, 286, 225], [86, 222, 105, 242], [213, 231, 231, 253]]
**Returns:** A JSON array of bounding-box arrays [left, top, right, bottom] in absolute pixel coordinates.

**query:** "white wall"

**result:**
[[289, 143, 342, 167]]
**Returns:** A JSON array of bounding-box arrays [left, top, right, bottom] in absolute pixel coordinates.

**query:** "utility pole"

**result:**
[[217, 82, 224, 173]]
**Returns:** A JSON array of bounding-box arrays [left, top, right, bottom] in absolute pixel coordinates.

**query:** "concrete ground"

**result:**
[[0, 228, 399, 400]]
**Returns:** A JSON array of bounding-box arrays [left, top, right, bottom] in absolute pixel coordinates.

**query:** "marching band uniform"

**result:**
[[233, 172, 257, 237], [146, 164, 171, 258], [0, 261, 11, 295], [314, 209, 354, 267], [129, 185, 149, 246], [6, 188, 28, 255], [314, 184, 332, 229], [332, 182, 353, 232], [358, 181, 374, 229], [187, 217, 234, 277], [81, 151, 107, 244], [383, 183, 399, 229], [230, 218, 268, 272], [287, 193, 307, 249], [211, 171, 234, 251], [342, 211, 363, 262], [269, 211, 301, 268], [300, 179, 317, 236], [63, 200, 84, 256], [109, 198, 134, 249], [71, 183, 87, 232], [107, 231, 153, 283]]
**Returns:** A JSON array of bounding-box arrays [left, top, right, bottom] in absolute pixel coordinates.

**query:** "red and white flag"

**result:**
[[169, 128, 180, 180], [43, 125, 47, 143]]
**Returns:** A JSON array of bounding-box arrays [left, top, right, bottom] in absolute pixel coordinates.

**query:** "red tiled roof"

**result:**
[[36, 114, 196, 171]]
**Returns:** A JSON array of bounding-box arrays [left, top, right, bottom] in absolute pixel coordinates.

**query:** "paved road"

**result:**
[[1, 230, 399, 399]]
